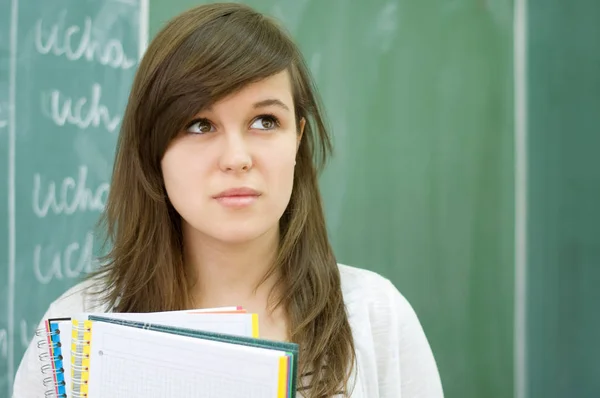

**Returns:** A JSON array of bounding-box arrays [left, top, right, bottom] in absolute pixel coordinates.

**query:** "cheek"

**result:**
[[262, 141, 297, 201], [161, 143, 207, 211]]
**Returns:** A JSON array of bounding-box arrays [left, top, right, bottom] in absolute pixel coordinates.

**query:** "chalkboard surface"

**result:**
[[0, 0, 146, 395], [526, 1, 600, 397]]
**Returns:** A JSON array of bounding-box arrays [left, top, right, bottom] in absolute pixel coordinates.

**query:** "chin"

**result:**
[[216, 229, 274, 245], [203, 222, 279, 245], [182, 210, 282, 245]]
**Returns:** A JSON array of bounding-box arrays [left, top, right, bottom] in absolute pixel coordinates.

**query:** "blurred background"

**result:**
[[1, 0, 598, 397]]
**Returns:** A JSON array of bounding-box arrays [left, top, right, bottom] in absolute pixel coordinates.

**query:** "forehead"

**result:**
[[209, 70, 294, 110]]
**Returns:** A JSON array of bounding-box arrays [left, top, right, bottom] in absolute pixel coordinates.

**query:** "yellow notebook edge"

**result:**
[[71, 319, 93, 396], [251, 313, 260, 338], [277, 355, 289, 398]]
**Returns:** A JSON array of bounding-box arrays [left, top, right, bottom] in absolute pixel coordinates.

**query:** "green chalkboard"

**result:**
[[0, 0, 146, 395], [526, 1, 600, 397], [151, 1, 515, 398]]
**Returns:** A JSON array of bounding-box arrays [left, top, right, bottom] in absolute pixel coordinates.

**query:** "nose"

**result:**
[[218, 131, 253, 173]]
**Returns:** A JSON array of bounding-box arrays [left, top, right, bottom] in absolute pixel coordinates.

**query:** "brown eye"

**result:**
[[250, 115, 279, 130], [186, 119, 214, 134]]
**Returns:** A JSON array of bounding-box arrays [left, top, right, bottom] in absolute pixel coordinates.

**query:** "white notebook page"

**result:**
[[86, 322, 285, 398], [76, 312, 257, 337]]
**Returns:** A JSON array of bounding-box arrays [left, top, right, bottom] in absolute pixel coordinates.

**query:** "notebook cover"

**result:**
[[44, 318, 71, 397]]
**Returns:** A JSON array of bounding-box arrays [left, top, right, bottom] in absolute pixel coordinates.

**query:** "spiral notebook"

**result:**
[[36, 307, 257, 397], [39, 318, 73, 398], [69, 315, 298, 398]]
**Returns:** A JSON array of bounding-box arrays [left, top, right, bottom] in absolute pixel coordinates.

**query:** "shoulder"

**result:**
[[337, 262, 392, 294], [337, 263, 420, 338], [336, 262, 428, 344], [337, 262, 409, 315], [46, 275, 109, 318]]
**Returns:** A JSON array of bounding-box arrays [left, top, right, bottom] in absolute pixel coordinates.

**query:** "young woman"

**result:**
[[13, 3, 443, 397]]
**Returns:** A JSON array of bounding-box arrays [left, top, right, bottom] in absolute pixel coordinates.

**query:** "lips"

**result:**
[[213, 187, 261, 198], [213, 187, 261, 208]]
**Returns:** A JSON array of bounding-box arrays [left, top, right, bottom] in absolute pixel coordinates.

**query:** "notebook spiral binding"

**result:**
[[35, 324, 68, 398], [70, 320, 92, 398]]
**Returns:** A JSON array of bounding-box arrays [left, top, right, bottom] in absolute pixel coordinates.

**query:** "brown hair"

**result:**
[[91, 2, 355, 396]]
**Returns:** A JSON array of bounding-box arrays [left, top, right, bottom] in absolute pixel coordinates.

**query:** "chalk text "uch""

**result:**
[[35, 11, 136, 70]]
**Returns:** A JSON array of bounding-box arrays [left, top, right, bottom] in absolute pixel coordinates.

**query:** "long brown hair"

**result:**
[[91, 3, 355, 396]]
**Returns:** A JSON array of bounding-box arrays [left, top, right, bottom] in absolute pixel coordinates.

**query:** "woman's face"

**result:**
[[161, 70, 303, 244]]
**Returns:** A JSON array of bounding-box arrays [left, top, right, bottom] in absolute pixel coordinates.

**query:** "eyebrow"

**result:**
[[253, 98, 291, 112], [201, 98, 291, 114]]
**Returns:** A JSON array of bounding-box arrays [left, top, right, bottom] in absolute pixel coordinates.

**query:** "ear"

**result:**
[[297, 117, 306, 150]]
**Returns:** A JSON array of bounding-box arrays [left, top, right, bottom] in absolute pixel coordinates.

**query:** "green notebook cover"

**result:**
[[88, 314, 299, 396]]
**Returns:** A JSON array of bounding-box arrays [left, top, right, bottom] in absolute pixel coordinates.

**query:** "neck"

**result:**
[[183, 223, 281, 312]]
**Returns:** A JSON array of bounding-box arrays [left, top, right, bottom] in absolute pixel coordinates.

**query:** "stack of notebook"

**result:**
[[38, 307, 298, 397]]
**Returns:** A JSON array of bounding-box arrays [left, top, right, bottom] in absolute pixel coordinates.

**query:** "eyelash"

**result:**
[[184, 114, 281, 134]]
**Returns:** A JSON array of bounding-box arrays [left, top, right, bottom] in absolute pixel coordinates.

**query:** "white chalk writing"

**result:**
[[20, 320, 36, 349], [0, 328, 6, 358], [33, 231, 97, 285], [44, 83, 121, 132], [35, 12, 136, 70], [32, 165, 109, 218], [0, 101, 8, 128]]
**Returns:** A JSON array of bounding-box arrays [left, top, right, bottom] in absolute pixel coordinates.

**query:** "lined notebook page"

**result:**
[[57, 312, 247, 397], [86, 322, 285, 398]]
